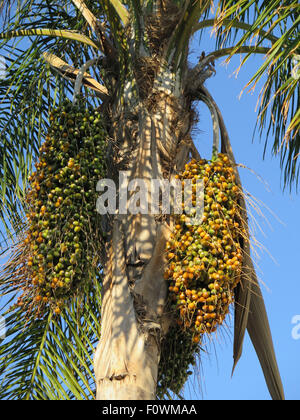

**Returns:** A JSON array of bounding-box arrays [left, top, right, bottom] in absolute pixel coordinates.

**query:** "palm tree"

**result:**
[[0, 0, 298, 400]]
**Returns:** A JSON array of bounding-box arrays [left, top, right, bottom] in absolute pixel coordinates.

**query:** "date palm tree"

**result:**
[[0, 0, 298, 400]]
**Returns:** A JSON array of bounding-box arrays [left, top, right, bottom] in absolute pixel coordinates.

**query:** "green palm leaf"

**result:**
[[0, 271, 102, 400], [211, 0, 300, 188], [108, 0, 130, 26], [0, 29, 100, 49]]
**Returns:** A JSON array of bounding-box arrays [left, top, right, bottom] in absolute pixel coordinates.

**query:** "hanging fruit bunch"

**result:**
[[19, 99, 107, 317], [164, 153, 243, 344], [157, 325, 200, 399]]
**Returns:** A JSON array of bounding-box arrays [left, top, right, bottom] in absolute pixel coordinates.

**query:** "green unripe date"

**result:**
[[22, 98, 107, 316]]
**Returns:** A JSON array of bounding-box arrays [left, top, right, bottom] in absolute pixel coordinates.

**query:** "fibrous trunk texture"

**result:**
[[94, 85, 194, 399]]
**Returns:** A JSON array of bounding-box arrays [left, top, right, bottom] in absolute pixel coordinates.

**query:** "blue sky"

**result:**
[[183, 29, 300, 401]]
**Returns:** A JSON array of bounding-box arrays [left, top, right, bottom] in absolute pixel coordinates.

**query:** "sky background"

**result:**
[[182, 27, 300, 401]]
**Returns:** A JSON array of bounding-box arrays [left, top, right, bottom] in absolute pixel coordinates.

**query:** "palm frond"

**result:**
[[0, 28, 100, 50], [71, 0, 99, 33], [247, 267, 285, 400], [42, 52, 109, 99], [205, 45, 270, 60], [211, 0, 300, 188], [0, 266, 102, 400], [194, 18, 280, 44], [108, 0, 130, 26]]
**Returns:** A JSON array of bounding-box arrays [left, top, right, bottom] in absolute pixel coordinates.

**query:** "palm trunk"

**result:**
[[94, 217, 164, 400], [94, 85, 194, 399]]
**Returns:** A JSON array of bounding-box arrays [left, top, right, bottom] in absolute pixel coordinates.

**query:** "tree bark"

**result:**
[[94, 217, 165, 400], [94, 84, 192, 399]]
